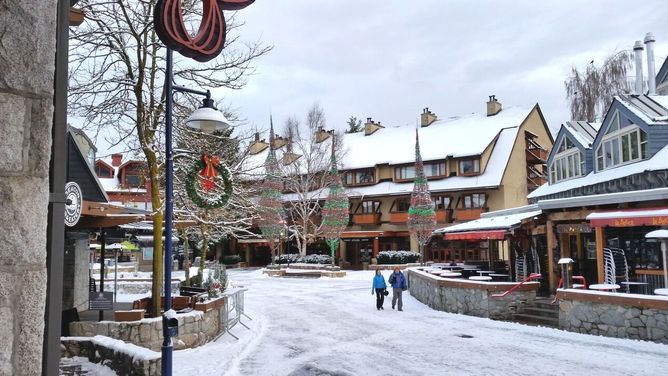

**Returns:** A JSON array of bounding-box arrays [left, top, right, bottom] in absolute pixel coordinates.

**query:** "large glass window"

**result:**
[[123, 164, 144, 188], [461, 193, 486, 209], [425, 161, 446, 177], [550, 136, 584, 183], [459, 159, 480, 175], [595, 125, 647, 171], [360, 201, 380, 214], [395, 165, 416, 180], [95, 164, 113, 178], [432, 196, 451, 210], [393, 198, 411, 212]]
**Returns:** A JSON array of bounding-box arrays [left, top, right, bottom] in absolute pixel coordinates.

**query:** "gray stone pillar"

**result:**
[[0, 1, 59, 375]]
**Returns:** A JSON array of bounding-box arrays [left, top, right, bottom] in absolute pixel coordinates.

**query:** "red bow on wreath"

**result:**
[[200, 154, 221, 191]]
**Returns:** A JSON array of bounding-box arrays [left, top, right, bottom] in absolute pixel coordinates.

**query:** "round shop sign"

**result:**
[[64, 182, 83, 227]]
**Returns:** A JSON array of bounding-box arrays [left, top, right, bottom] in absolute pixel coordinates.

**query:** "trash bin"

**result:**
[[362, 262, 369, 271]]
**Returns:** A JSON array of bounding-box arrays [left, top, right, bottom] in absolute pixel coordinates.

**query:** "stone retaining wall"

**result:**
[[407, 269, 538, 319], [558, 290, 668, 344], [70, 297, 227, 351], [61, 336, 160, 376]]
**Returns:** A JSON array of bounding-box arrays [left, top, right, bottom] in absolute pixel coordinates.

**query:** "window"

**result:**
[[459, 159, 480, 175], [95, 163, 113, 178], [395, 165, 416, 180], [393, 198, 411, 212], [123, 164, 145, 188], [595, 125, 647, 171], [549, 136, 584, 183], [432, 196, 451, 210], [461, 193, 486, 209], [360, 201, 380, 214], [344, 168, 375, 186], [425, 161, 446, 178]]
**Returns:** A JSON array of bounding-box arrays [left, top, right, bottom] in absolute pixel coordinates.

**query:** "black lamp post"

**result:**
[[162, 48, 230, 376]]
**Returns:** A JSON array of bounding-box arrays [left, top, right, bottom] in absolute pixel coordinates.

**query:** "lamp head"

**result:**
[[185, 98, 230, 133]]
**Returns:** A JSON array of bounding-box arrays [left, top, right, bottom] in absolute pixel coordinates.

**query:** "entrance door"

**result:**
[[345, 241, 373, 269]]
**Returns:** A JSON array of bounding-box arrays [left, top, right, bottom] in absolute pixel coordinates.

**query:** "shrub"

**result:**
[[275, 254, 300, 264], [377, 250, 420, 264], [221, 254, 242, 265], [273, 253, 331, 264]]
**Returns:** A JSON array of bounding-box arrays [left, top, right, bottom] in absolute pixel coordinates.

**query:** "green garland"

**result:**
[[185, 157, 233, 209]]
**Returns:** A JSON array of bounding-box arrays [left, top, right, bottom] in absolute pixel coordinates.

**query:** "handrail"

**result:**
[[491, 273, 541, 298]]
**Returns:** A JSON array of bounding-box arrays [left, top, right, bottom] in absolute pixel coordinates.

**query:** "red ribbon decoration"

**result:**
[[154, 0, 255, 62], [199, 154, 221, 191]]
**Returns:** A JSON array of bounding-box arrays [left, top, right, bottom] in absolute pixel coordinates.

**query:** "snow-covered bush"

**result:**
[[202, 263, 227, 299], [377, 250, 420, 264], [273, 253, 332, 264]]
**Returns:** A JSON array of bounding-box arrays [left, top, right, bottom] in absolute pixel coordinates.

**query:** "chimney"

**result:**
[[315, 127, 333, 143], [364, 117, 384, 136], [644, 32, 657, 95], [254, 132, 260, 141], [111, 153, 122, 167], [634, 40, 644, 95], [420, 107, 438, 127], [249, 132, 269, 155], [486, 95, 502, 116]]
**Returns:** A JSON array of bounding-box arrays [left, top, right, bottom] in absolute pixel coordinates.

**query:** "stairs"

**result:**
[[512, 298, 559, 327]]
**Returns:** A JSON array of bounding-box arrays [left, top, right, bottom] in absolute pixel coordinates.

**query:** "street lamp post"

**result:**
[[162, 48, 230, 376]]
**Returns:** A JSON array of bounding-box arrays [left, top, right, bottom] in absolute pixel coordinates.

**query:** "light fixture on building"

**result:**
[[185, 98, 230, 134]]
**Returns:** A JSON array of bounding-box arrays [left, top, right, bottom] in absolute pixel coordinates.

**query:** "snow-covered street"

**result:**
[[172, 269, 668, 376]]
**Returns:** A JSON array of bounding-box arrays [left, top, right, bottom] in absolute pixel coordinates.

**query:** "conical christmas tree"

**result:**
[[257, 116, 286, 265], [408, 129, 436, 265], [321, 135, 349, 266]]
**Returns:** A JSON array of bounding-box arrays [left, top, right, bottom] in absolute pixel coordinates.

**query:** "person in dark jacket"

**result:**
[[371, 268, 387, 310], [388, 267, 408, 311]]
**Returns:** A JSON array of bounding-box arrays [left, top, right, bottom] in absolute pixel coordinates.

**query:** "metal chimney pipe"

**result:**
[[644, 32, 657, 95], [633, 41, 644, 95]]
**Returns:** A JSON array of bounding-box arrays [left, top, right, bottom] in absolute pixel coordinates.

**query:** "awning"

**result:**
[[435, 209, 541, 239], [444, 230, 507, 240], [646, 229, 668, 239], [587, 207, 668, 227]]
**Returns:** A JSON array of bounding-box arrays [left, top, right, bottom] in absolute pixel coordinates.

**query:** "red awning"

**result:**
[[587, 207, 668, 228], [444, 230, 507, 240]]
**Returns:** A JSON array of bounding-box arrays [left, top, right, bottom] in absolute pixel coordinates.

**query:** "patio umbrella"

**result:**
[[645, 229, 668, 290], [121, 240, 140, 251], [106, 243, 124, 250]]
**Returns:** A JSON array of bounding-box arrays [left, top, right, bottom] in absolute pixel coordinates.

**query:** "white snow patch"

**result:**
[[91, 335, 160, 362]]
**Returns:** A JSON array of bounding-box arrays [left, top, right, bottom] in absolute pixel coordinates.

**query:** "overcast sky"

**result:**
[[213, 0, 668, 139]]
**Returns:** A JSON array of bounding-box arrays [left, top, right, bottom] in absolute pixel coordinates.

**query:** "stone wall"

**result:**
[[558, 290, 668, 344], [61, 336, 161, 376], [70, 297, 227, 351], [407, 269, 538, 320], [0, 1, 58, 374]]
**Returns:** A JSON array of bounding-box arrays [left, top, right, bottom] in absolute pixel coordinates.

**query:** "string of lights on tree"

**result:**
[[408, 129, 436, 264], [257, 117, 286, 263], [321, 135, 349, 266]]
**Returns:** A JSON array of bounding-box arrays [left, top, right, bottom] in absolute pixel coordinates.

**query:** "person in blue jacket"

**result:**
[[371, 268, 387, 310], [388, 267, 408, 311]]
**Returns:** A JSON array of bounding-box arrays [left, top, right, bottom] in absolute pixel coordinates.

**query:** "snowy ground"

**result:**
[[170, 269, 668, 376]]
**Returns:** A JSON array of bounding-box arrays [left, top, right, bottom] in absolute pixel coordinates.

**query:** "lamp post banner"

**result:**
[[154, 0, 255, 62]]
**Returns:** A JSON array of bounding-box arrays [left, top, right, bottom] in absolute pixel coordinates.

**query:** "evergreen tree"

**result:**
[[345, 116, 363, 133], [321, 135, 349, 266], [408, 129, 436, 265]]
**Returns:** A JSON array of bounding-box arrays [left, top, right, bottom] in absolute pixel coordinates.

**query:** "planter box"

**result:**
[[194, 296, 225, 312], [114, 310, 145, 322]]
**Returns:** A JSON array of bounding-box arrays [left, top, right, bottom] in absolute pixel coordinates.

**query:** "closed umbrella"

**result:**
[[645, 229, 668, 293]]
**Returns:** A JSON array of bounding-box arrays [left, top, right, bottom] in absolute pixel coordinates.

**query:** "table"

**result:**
[[589, 283, 620, 291], [620, 281, 648, 294], [477, 270, 493, 276], [489, 273, 509, 281], [469, 276, 492, 281], [654, 288, 668, 296], [440, 272, 462, 278]]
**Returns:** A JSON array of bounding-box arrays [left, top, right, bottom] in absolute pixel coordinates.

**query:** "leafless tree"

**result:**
[[68, 0, 270, 316], [278, 104, 344, 256], [565, 50, 632, 122]]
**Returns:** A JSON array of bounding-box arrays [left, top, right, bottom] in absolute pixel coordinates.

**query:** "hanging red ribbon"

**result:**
[[200, 154, 221, 191]]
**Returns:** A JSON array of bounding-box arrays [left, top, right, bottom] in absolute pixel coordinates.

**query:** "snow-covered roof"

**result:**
[[529, 144, 668, 199], [617, 94, 668, 125], [562, 121, 597, 148], [434, 209, 542, 234], [246, 106, 534, 177], [95, 157, 147, 194], [586, 207, 668, 221], [282, 126, 520, 200]]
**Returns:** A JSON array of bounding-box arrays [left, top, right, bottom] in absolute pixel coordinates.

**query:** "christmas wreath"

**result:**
[[185, 154, 233, 209]]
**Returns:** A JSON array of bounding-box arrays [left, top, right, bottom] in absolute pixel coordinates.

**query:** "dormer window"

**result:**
[[549, 136, 583, 183], [122, 163, 145, 188], [595, 122, 647, 171], [344, 168, 375, 186], [458, 159, 480, 175], [95, 162, 113, 178], [395, 161, 446, 181]]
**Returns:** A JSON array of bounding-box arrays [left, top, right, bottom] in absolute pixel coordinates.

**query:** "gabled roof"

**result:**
[[562, 121, 597, 149], [616, 94, 668, 125], [657, 56, 668, 88], [66, 131, 109, 203], [95, 159, 115, 174]]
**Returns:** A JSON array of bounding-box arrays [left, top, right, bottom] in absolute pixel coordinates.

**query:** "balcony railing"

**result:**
[[435, 209, 453, 223], [526, 148, 547, 164], [455, 207, 487, 221], [389, 211, 408, 224], [352, 213, 381, 225]]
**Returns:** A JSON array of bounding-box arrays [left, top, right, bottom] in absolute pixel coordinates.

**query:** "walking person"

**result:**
[[388, 267, 408, 311], [371, 268, 387, 310]]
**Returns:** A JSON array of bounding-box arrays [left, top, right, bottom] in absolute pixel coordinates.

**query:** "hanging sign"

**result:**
[[64, 182, 83, 227], [154, 0, 255, 62]]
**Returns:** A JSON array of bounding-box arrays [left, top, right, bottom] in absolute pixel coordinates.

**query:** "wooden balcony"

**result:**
[[526, 148, 547, 164], [455, 207, 487, 221], [352, 213, 381, 225], [435, 209, 453, 223], [389, 211, 408, 224]]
